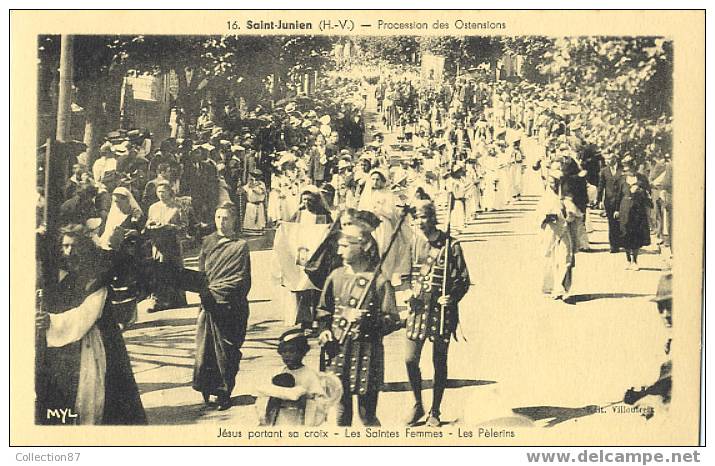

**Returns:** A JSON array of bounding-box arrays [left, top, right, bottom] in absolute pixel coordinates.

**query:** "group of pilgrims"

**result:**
[[35, 64, 672, 427]]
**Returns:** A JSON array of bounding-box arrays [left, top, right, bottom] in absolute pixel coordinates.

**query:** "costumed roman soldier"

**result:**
[[316, 215, 403, 426], [404, 199, 471, 427]]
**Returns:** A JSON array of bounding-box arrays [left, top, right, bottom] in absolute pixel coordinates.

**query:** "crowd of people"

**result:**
[[35, 60, 673, 426]]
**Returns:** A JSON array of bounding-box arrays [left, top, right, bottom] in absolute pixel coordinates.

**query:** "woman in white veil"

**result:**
[[358, 168, 411, 285], [98, 186, 144, 250]]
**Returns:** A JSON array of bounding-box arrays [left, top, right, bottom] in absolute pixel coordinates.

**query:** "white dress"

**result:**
[[538, 189, 576, 298], [481, 155, 503, 211], [358, 184, 411, 285], [243, 181, 267, 231]]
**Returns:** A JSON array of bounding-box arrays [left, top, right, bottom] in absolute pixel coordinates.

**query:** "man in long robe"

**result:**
[[36, 224, 146, 425], [538, 166, 577, 300], [193, 202, 252, 410]]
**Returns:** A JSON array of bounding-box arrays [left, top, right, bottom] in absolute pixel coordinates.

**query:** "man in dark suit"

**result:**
[[597, 150, 623, 253], [182, 146, 219, 229]]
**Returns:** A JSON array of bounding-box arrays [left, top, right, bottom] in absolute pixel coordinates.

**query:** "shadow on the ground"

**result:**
[[126, 320, 284, 375], [637, 267, 665, 272], [460, 230, 515, 236], [459, 232, 537, 239], [145, 402, 214, 425], [409, 417, 459, 427], [473, 215, 528, 221], [564, 292, 651, 304], [470, 220, 510, 226], [138, 380, 193, 394], [636, 249, 661, 255], [145, 393, 259, 425], [512, 404, 613, 427], [381, 378, 495, 392], [584, 247, 612, 253], [129, 317, 198, 330]]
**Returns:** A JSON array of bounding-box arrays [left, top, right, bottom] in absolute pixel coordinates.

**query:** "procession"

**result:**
[[34, 35, 674, 430]]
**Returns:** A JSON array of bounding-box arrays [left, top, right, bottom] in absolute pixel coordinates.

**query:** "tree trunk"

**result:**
[[56, 34, 74, 142], [271, 72, 281, 100], [489, 58, 499, 82], [82, 81, 105, 168], [174, 66, 188, 110]]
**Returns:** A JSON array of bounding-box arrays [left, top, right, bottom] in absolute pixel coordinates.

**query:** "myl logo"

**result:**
[[46, 408, 78, 424]]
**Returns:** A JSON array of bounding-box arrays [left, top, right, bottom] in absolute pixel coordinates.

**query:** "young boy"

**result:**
[[316, 218, 403, 426], [256, 328, 339, 426]]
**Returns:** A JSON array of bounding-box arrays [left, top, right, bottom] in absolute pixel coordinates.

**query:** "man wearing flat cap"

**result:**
[[316, 217, 402, 426], [404, 199, 471, 427]]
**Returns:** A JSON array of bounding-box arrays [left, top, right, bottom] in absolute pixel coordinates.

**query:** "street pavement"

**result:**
[[125, 100, 670, 435]]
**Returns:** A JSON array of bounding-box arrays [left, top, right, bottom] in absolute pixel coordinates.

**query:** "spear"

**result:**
[[440, 191, 455, 337], [338, 204, 412, 345]]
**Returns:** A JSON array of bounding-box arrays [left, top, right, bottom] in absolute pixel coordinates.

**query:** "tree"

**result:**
[[38, 34, 337, 160], [501, 37, 555, 83], [353, 36, 419, 64], [517, 36, 673, 160], [417, 36, 504, 78]]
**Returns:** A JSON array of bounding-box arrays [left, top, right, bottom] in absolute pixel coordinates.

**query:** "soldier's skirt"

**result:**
[[327, 339, 384, 396]]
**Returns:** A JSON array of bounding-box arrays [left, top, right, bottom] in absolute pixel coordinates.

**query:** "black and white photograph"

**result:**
[[9, 9, 705, 448]]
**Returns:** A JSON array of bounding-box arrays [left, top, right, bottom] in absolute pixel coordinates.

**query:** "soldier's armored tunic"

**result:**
[[406, 230, 470, 343], [317, 267, 402, 396]]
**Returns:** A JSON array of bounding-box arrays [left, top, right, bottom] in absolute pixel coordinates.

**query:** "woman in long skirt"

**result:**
[[617, 161, 652, 270], [538, 167, 577, 300], [243, 169, 267, 234], [145, 181, 187, 312]]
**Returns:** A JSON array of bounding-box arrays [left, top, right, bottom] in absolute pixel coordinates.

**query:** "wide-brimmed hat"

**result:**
[[106, 131, 126, 144], [369, 168, 389, 181], [337, 159, 353, 170], [112, 186, 132, 198], [300, 184, 322, 196], [112, 141, 130, 157]]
